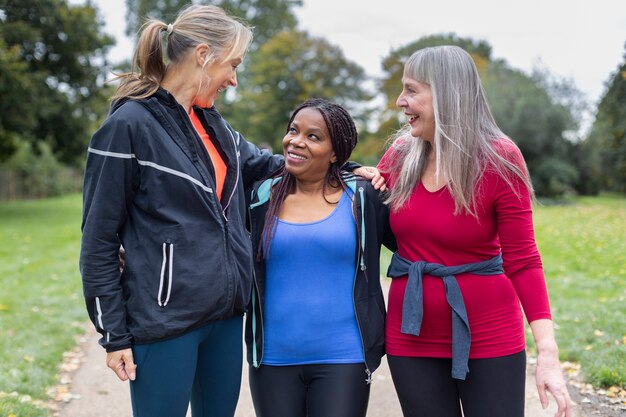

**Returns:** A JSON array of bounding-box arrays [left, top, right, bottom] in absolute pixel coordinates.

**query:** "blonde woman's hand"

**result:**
[[107, 348, 137, 381]]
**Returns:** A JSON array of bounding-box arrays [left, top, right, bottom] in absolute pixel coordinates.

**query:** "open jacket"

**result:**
[[245, 174, 397, 378], [79, 88, 283, 352]]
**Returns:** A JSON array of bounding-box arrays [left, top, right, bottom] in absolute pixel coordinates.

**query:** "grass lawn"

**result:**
[[532, 195, 626, 387], [0, 194, 86, 417], [0, 193, 623, 416]]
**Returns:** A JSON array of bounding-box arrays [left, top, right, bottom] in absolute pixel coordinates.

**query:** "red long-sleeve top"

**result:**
[[378, 139, 552, 359]]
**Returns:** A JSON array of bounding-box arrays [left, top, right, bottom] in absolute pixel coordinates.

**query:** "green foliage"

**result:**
[[0, 38, 37, 161], [0, 0, 114, 164], [125, 0, 189, 37], [0, 396, 48, 417], [532, 157, 579, 198], [0, 141, 81, 199], [585, 42, 626, 193], [230, 30, 372, 150], [213, 0, 302, 52], [481, 60, 581, 196], [124, 0, 302, 52], [0, 194, 86, 414]]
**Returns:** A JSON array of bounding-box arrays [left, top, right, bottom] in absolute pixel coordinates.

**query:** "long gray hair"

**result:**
[[384, 45, 534, 216]]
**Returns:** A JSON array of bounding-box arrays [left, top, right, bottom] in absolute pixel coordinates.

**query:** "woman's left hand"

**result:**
[[353, 166, 387, 192], [535, 347, 572, 417], [530, 319, 572, 417]]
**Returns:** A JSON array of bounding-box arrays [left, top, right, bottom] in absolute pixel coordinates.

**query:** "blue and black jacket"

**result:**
[[79, 88, 283, 352], [245, 173, 397, 378]]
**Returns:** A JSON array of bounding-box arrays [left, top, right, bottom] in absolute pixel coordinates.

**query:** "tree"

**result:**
[[482, 60, 580, 196], [229, 30, 372, 151], [0, 0, 114, 163], [0, 37, 36, 160], [125, 0, 189, 38], [585, 42, 626, 193], [125, 0, 302, 52]]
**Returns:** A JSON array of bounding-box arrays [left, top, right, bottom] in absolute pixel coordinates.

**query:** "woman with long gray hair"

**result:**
[[376, 45, 572, 417]]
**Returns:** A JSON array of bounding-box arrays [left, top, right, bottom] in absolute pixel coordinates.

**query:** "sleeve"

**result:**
[[79, 112, 138, 351], [376, 145, 398, 186], [232, 129, 284, 190], [493, 145, 552, 323], [372, 187, 397, 252]]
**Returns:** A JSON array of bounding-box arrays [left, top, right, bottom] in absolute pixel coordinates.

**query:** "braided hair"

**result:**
[[258, 98, 358, 260]]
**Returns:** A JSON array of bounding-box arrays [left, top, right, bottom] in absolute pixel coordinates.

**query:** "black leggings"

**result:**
[[249, 363, 371, 417], [388, 350, 526, 417]]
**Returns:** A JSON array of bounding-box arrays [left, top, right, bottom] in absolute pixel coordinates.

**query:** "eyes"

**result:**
[[287, 126, 321, 142], [401, 79, 430, 97]]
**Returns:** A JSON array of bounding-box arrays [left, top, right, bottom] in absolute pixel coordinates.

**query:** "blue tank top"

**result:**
[[262, 190, 364, 365]]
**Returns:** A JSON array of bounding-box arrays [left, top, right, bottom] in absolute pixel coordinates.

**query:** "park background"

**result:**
[[0, 0, 624, 415]]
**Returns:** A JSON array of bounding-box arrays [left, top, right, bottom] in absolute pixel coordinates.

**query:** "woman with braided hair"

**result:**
[[246, 98, 396, 417]]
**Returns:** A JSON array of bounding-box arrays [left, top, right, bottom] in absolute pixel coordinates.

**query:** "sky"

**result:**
[[88, 0, 625, 116]]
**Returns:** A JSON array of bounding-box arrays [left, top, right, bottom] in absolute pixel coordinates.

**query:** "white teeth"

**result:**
[[289, 153, 306, 160]]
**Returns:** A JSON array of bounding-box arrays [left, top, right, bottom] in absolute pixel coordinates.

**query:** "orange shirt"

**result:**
[[189, 109, 227, 200]]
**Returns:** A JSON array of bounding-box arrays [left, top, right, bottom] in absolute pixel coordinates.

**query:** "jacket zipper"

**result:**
[[249, 201, 265, 368], [190, 111, 239, 311], [221, 128, 241, 220], [352, 185, 372, 383]]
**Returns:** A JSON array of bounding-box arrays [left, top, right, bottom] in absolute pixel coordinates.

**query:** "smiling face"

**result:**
[[282, 107, 337, 182], [195, 56, 242, 108], [396, 76, 435, 141]]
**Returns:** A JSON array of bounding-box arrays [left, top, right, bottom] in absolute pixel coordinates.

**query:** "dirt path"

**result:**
[[51, 278, 585, 417], [50, 325, 585, 417]]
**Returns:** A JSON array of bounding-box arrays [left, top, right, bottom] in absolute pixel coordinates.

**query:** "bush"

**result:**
[[0, 141, 81, 200], [532, 157, 579, 198]]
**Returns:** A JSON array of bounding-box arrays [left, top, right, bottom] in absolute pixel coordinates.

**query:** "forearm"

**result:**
[[529, 318, 559, 355]]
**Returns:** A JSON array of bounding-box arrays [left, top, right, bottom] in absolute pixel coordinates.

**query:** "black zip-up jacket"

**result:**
[[245, 174, 397, 377], [79, 88, 283, 352]]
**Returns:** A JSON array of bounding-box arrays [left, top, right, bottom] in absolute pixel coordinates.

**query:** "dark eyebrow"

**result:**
[[291, 120, 325, 136]]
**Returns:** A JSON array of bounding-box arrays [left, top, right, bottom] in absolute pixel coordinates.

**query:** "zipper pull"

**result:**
[[365, 368, 372, 384]]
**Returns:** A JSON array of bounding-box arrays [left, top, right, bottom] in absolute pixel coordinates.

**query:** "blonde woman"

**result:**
[[79, 5, 282, 417], [376, 46, 572, 417]]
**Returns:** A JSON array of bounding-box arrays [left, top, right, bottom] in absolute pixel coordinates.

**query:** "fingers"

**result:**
[[123, 350, 137, 381], [372, 175, 387, 191], [353, 167, 373, 179], [352, 166, 389, 191], [537, 376, 572, 417], [537, 383, 549, 409], [551, 385, 572, 417], [106, 349, 136, 381]]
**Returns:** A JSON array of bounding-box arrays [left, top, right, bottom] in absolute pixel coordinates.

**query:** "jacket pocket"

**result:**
[[157, 240, 174, 307]]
